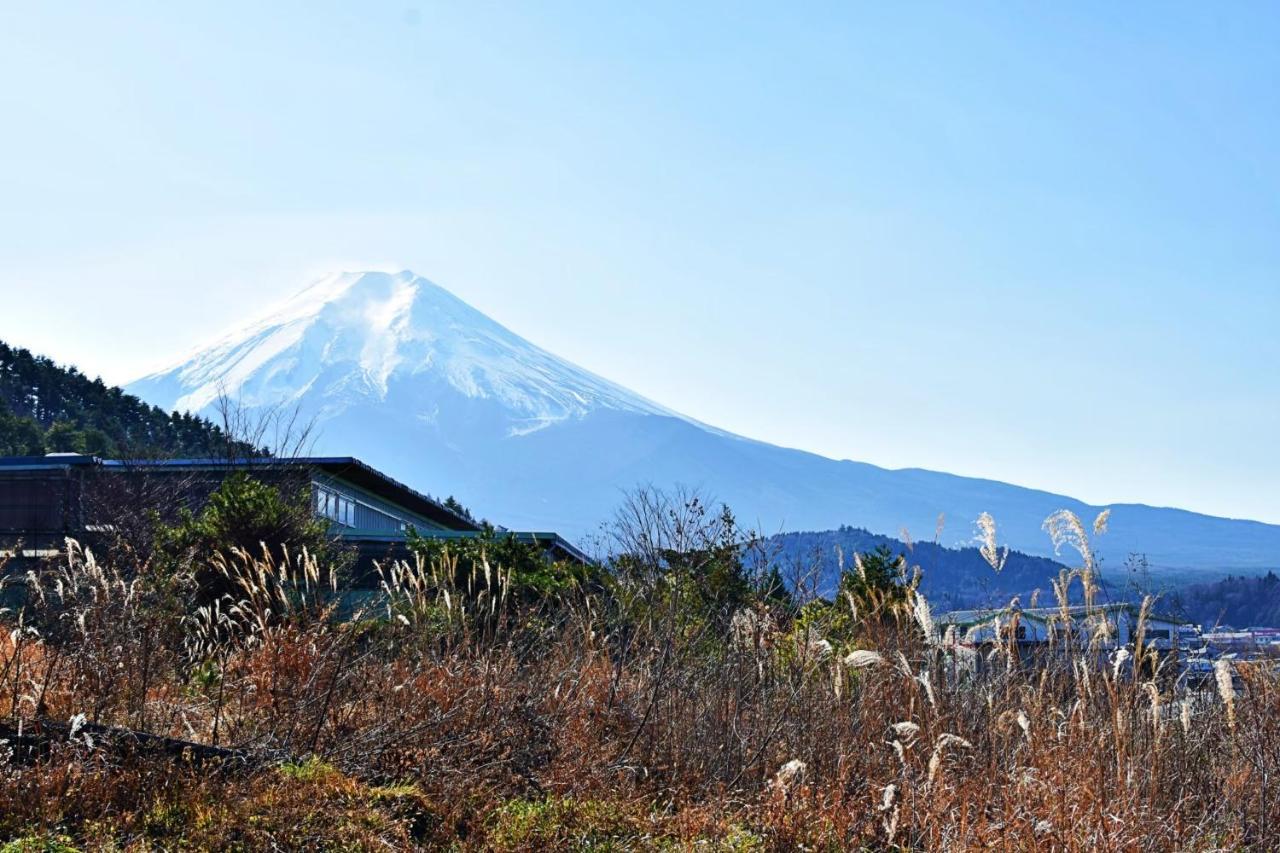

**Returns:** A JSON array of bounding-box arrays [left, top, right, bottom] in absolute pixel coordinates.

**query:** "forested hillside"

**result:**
[[769, 524, 1071, 610], [0, 340, 254, 459], [1171, 571, 1280, 628]]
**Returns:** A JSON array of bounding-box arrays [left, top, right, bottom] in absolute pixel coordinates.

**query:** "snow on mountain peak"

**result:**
[[131, 271, 677, 434]]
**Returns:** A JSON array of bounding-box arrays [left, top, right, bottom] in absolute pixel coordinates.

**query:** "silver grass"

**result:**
[[976, 512, 1008, 574], [1215, 659, 1236, 728], [844, 649, 885, 669]]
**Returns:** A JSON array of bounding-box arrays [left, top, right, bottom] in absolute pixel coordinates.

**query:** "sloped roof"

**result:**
[[0, 454, 479, 531], [939, 602, 1192, 629]]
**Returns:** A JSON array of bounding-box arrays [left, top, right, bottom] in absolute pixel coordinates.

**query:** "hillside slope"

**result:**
[[768, 526, 1071, 610], [1170, 572, 1280, 628]]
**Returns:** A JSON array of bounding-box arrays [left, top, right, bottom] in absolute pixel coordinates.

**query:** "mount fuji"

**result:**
[[128, 270, 1280, 575]]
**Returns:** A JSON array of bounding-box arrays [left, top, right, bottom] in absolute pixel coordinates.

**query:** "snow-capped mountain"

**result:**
[[129, 270, 1280, 576], [135, 270, 678, 435]]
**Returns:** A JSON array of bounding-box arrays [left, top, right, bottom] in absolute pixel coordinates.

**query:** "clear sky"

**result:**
[[1, 2, 1277, 523]]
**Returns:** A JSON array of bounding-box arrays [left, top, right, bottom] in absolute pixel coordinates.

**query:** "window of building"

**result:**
[[315, 486, 356, 528]]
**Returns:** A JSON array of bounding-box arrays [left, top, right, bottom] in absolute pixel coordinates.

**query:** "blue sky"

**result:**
[[0, 2, 1277, 523]]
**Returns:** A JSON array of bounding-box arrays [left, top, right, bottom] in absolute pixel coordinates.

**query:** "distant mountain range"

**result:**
[[127, 270, 1280, 580]]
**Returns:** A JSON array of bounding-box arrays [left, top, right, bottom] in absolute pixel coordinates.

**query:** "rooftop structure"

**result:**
[[938, 602, 1196, 653], [0, 454, 589, 568]]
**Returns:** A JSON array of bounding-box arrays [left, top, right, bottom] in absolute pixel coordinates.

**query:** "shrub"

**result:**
[[153, 471, 345, 602]]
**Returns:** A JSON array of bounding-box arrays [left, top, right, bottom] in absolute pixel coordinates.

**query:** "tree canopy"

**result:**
[[0, 339, 256, 459]]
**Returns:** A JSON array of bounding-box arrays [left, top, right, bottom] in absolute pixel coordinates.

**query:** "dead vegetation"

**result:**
[[1, 504, 1278, 851]]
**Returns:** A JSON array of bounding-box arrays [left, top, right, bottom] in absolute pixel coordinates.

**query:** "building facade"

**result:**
[[0, 454, 588, 572]]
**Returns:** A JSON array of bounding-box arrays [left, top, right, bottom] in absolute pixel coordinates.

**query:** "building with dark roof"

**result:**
[[0, 454, 589, 570]]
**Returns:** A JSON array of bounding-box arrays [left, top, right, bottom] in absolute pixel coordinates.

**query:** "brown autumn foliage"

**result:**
[[1, 504, 1280, 851]]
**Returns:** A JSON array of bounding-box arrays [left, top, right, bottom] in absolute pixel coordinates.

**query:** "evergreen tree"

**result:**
[[0, 339, 260, 459], [838, 544, 913, 615]]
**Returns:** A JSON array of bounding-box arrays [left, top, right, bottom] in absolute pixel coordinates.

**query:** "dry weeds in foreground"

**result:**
[[1, 523, 1279, 850]]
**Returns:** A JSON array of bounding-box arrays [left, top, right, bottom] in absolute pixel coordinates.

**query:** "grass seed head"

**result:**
[[844, 649, 885, 669]]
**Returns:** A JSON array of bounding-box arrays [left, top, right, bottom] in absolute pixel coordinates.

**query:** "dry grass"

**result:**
[[1, 524, 1279, 851]]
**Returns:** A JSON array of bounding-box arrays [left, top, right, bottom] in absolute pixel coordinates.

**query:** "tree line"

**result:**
[[0, 339, 257, 459]]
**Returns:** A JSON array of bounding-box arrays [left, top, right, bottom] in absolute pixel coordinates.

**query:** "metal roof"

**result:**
[[0, 454, 479, 532], [113, 456, 481, 532], [939, 602, 1191, 628], [0, 454, 102, 469], [1, 453, 594, 561]]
